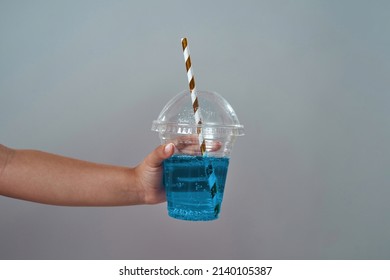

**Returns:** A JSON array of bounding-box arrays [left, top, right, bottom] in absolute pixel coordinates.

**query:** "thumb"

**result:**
[[144, 143, 175, 168]]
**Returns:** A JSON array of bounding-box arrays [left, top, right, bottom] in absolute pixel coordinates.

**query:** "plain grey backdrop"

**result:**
[[1, 0, 389, 259]]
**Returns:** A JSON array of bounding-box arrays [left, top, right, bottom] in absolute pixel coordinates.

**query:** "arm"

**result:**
[[0, 144, 174, 206]]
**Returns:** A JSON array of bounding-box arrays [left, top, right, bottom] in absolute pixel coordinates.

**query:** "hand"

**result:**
[[133, 136, 222, 204], [134, 143, 175, 204]]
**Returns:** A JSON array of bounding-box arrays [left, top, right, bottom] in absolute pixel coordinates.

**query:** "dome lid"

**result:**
[[152, 90, 244, 136]]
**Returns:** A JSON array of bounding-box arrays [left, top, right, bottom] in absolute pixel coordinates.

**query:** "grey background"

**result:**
[[1, 0, 389, 259]]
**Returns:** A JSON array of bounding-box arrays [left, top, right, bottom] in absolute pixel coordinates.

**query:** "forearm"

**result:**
[[0, 146, 141, 206]]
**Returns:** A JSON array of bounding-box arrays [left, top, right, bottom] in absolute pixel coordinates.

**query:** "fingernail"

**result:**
[[164, 143, 173, 154]]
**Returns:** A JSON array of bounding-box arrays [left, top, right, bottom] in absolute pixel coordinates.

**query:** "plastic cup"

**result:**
[[152, 90, 244, 221]]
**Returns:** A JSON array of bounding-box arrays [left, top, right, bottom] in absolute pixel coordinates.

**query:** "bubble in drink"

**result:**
[[163, 155, 229, 221]]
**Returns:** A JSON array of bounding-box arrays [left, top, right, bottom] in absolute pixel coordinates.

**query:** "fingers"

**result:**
[[206, 140, 222, 152], [145, 135, 222, 168], [173, 136, 222, 155], [144, 143, 174, 168]]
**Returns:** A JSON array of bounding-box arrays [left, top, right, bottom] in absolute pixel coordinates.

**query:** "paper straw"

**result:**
[[181, 37, 206, 155], [181, 37, 220, 217]]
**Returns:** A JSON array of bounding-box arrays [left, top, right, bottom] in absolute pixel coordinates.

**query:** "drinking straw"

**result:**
[[181, 37, 220, 217], [181, 37, 206, 155]]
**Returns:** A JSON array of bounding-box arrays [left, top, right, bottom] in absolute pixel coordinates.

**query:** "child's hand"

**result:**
[[134, 143, 175, 204]]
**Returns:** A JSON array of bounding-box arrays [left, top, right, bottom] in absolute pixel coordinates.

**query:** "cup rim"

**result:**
[[152, 121, 245, 136]]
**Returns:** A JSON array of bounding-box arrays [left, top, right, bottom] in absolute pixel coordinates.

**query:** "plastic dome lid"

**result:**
[[152, 90, 244, 137]]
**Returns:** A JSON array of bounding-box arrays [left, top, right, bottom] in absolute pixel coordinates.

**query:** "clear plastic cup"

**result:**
[[152, 90, 244, 221]]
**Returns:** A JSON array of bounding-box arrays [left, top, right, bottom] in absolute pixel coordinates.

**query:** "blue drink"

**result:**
[[163, 155, 230, 221]]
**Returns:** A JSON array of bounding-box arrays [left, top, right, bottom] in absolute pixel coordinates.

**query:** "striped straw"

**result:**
[[181, 37, 220, 217], [181, 37, 206, 155]]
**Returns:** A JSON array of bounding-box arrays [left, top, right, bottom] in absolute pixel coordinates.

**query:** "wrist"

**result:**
[[0, 145, 15, 184], [127, 166, 147, 205]]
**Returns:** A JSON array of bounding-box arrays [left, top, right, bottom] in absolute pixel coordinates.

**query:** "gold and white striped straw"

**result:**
[[181, 37, 206, 155], [181, 37, 220, 217]]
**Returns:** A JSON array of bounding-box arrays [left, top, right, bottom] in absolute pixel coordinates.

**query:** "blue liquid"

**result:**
[[163, 155, 229, 221]]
